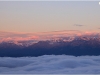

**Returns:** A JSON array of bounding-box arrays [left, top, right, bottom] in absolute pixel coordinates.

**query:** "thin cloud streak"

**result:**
[[74, 24, 85, 27], [98, 28, 100, 29]]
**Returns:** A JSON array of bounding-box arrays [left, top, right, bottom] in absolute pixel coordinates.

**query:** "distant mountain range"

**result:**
[[0, 33, 100, 57]]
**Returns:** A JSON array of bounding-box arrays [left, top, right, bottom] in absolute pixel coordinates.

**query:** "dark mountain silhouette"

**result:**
[[0, 35, 100, 57]]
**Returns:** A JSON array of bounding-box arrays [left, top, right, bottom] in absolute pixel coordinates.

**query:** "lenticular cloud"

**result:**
[[0, 55, 100, 74]]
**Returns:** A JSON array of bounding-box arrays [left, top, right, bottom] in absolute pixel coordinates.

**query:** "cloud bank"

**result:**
[[0, 30, 99, 43], [0, 55, 100, 74]]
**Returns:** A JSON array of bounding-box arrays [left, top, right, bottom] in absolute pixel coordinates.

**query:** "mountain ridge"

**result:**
[[0, 33, 100, 57]]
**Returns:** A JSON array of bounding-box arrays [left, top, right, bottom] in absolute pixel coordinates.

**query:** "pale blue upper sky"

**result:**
[[0, 1, 100, 33]]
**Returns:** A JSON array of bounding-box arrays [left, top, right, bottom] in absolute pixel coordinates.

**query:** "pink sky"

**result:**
[[0, 30, 99, 43], [0, 1, 100, 33]]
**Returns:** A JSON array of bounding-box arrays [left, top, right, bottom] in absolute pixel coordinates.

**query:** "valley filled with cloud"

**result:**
[[0, 55, 100, 74]]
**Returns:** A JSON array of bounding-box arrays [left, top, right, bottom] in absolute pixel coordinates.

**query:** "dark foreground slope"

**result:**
[[0, 37, 100, 57]]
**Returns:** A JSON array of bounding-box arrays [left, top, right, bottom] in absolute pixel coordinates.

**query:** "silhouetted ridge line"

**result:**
[[0, 35, 100, 57]]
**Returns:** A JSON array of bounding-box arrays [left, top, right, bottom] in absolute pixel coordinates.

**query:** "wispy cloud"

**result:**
[[74, 24, 84, 27]]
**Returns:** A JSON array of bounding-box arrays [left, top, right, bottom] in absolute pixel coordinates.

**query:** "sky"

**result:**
[[0, 1, 100, 33]]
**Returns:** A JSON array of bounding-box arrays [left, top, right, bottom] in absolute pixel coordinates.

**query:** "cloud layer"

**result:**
[[0, 55, 100, 74], [0, 30, 99, 43]]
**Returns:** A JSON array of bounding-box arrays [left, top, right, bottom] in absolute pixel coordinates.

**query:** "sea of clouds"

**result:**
[[0, 55, 100, 74]]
